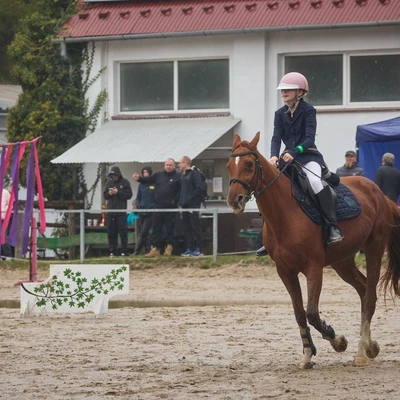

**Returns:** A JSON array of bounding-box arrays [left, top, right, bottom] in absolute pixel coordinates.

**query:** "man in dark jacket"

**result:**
[[336, 150, 365, 177], [133, 158, 181, 256], [104, 166, 133, 256], [374, 153, 400, 203], [178, 156, 204, 257]]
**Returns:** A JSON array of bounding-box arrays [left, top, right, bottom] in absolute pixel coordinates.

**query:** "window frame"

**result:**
[[118, 57, 230, 115], [282, 50, 400, 110]]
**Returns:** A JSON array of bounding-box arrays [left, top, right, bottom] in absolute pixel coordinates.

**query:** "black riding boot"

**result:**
[[316, 186, 344, 244]]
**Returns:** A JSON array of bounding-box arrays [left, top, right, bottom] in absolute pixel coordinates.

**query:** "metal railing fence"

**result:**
[[29, 207, 252, 263]]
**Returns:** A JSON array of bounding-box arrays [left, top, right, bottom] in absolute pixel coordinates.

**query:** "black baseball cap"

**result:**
[[345, 150, 356, 157]]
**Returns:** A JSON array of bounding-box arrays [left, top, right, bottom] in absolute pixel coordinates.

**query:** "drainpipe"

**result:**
[[60, 39, 69, 61]]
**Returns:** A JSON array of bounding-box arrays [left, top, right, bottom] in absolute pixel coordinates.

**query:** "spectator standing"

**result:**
[[374, 153, 400, 203], [133, 158, 181, 257], [104, 166, 133, 256], [178, 156, 204, 257], [336, 150, 365, 177], [133, 166, 155, 256]]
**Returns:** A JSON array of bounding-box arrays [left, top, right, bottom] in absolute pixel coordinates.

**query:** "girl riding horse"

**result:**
[[227, 131, 400, 369], [257, 72, 342, 258]]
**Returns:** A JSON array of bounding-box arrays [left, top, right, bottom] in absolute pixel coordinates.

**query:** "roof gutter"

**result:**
[[56, 20, 400, 43]]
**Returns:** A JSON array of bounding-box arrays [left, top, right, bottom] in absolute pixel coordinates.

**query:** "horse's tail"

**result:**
[[380, 200, 400, 298]]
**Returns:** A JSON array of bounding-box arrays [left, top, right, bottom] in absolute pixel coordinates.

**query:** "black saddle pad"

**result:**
[[293, 183, 361, 225]]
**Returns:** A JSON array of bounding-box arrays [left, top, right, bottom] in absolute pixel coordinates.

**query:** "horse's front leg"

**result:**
[[305, 267, 348, 354], [276, 267, 316, 369]]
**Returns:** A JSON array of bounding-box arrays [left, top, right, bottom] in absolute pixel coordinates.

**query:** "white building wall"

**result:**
[[83, 25, 399, 209], [266, 26, 400, 170]]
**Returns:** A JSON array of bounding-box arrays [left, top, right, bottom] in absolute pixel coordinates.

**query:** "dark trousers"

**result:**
[[182, 211, 202, 251], [152, 211, 175, 249], [135, 214, 153, 254], [107, 213, 128, 254], [1, 219, 13, 258]]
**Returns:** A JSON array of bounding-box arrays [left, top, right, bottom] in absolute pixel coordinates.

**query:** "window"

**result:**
[[285, 55, 343, 106], [284, 53, 400, 107], [350, 55, 400, 102], [178, 60, 229, 110], [120, 59, 229, 112], [120, 62, 174, 112]]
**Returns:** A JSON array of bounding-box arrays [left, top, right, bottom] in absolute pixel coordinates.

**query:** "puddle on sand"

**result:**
[[0, 299, 286, 309], [0, 300, 20, 309]]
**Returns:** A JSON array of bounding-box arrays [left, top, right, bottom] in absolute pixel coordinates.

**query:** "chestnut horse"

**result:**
[[227, 132, 400, 369]]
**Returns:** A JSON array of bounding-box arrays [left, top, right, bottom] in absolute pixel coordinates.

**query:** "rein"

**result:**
[[229, 145, 288, 201]]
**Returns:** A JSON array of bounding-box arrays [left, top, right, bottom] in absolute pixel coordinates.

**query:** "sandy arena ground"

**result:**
[[0, 259, 399, 400]]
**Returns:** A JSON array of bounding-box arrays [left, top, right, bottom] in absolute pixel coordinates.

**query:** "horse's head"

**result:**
[[226, 132, 261, 214]]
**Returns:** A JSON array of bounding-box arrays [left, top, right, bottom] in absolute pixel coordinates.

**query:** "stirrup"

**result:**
[[256, 246, 268, 256], [327, 227, 344, 244]]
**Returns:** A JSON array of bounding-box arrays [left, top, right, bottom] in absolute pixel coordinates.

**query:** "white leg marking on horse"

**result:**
[[354, 321, 371, 366], [299, 327, 314, 369], [328, 334, 348, 353], [299, 348, 313, 370], [235, 156, 240, 165]]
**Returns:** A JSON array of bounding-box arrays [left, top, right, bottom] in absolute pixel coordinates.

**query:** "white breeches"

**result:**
[[300, 161, 323, 194]]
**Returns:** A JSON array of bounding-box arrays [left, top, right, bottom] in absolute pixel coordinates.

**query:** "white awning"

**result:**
[[51, 115, 241, 164]]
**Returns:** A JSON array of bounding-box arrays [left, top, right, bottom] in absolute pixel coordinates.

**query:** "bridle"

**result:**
[[229, 143, 288, 202]]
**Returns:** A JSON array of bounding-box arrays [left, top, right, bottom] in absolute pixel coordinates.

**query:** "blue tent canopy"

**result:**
[[356, 116, 400, 181]]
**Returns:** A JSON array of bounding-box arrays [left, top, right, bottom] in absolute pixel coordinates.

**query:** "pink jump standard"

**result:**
[[227, 132, 400, 369]]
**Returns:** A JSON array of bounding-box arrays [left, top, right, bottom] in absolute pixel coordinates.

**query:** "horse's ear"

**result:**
[[232, 133, 241, 149], [250, 132, 260, 148]]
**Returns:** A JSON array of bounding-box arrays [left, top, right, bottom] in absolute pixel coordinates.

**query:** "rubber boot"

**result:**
[[144, 238, 151, 254], [133, 237, 144, 256], [316, 186, 344, 244]]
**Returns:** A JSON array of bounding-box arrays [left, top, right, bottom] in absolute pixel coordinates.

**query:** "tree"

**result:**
[[0, 0, 35, 82], [6, 0, 106, 202]]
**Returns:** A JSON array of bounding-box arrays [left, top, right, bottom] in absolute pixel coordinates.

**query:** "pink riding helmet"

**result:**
[[277, 72, 309, 92]]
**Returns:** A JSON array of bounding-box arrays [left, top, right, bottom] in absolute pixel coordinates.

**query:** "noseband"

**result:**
[[229, 145, 287, 202]]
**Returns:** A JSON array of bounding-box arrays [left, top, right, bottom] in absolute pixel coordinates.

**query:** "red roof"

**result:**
[[59, 0, 400, 40]]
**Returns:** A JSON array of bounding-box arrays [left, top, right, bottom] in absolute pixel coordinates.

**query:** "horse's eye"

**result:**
[[245, 161, 253, 169]]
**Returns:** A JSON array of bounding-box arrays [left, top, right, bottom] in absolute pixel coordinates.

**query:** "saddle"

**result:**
[[283, 162, 361, 225]]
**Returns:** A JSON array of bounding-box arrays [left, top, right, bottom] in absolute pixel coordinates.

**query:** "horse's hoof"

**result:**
[[353, 356, 369, 367], [299, 361, 314, 370], [366, 341, 380, 359], [331, 335, 348, 353]]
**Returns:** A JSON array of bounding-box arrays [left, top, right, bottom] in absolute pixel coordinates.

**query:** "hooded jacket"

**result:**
[[104, 166, 133, 214], [135, 166, 155, 214], [178, 168, 203, 208]]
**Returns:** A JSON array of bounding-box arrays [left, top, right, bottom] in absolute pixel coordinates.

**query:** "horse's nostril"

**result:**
[[237, 195, 244, 203]]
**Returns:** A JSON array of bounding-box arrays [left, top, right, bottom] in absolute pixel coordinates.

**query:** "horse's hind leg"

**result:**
[[276, 267, 316, 370], [355, 246, 382, 366], [332, 252, 381, 366]]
